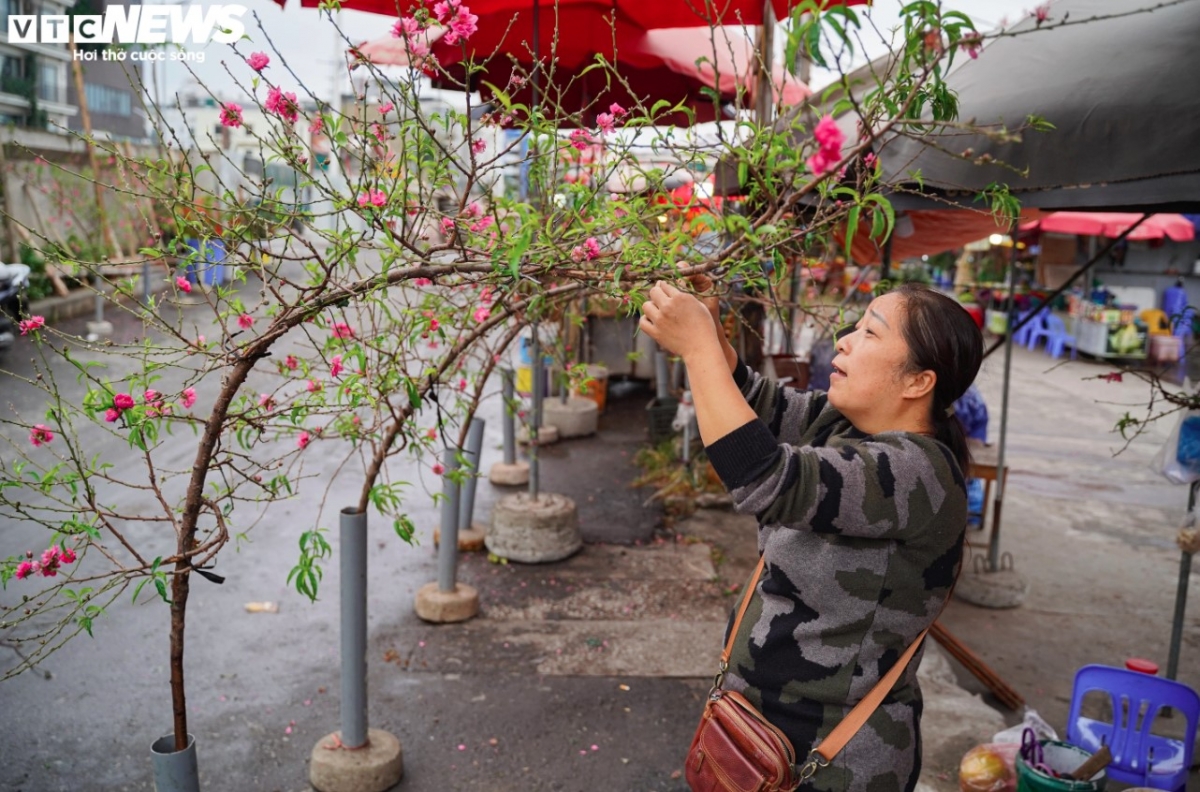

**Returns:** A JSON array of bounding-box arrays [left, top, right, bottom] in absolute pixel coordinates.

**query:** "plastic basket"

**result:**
[[646, 397, 678, 445]]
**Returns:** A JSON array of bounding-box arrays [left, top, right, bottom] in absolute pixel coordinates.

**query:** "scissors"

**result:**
[[1021, 728, 1059, 778]]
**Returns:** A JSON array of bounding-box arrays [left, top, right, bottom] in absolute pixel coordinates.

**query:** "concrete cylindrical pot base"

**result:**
[[541, 397, 600, 438], [486, 492, 581, 563]]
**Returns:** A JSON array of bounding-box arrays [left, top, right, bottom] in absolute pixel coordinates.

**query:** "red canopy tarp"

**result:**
[[1020, 212, 1196, 242]]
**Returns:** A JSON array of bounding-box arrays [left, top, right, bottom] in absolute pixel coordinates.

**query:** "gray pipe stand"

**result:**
[[435, 418, 488, 551], [415, 448, 479, 623], [490, 368, 530, 486], [309, 508, 403, 792], [150, 732, 200, 792]]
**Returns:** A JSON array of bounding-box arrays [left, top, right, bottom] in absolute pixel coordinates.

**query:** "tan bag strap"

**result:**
[[720, 556, 765, 666], [718, 555, 934, 772]]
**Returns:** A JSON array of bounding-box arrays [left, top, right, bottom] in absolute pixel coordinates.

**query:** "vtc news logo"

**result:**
[[7, 5, 247, 45]]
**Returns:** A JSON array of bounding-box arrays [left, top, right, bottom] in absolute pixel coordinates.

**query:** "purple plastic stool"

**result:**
[[1067, 664, 1200, 792]]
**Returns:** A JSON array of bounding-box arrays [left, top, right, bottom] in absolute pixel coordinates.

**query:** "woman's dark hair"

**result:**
[[892, 283, 983, 474]]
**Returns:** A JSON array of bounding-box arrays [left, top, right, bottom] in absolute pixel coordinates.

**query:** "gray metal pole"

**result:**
[[1167, 481, 1198, 680], [338, 507, 368, 749], [459, 418, 485, 533], [502, 369, 516, 465], [94, 273, 104, 323], [142, 260, 151, 306], [437, 447, 461, 592], [530, 326, 542, 500], [1166, 550, 1193, 680], [654, 348, 670, 400], [988, 224, 1020, 573]]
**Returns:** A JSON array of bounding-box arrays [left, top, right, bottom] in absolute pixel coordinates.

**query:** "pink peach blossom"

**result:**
[[237, 314, 254, 329], [175, 276, 192, 293], [113, 393, 135, 410], [29, 424, 53, 447], [181, 388, 197, 409], [331, 322, 355, 339], [443, 5, 478, 45], [105, 408, 121, 422], [379, 101, 394, 115], [18, 316, 44, 335], [285, 355, 298, 370], [432, 462, 445, 475], [247, 52, 270, 71], [219, 103, 243, 128], [330, 355, 344, 378], [297, 431, 311, 449], [15, 561, 37, 580]]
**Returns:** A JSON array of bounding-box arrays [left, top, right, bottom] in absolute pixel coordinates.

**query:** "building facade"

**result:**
[[0, 0, 77, 131]]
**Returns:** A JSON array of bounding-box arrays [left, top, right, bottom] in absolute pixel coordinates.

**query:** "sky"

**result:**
[[149, 0, 1037, 111]]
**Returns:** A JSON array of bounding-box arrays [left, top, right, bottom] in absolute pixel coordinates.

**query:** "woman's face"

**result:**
[[828, 293, 922, 421]]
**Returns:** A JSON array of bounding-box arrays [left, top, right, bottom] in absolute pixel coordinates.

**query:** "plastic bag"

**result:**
[[672, 391, 696, 432], [1151, 408, 1200, 485], [992, 709, 1059, 744], [959, 743, 1020, 792]]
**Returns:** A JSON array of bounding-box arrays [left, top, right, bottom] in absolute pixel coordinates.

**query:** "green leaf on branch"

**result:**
[[288, 528, 332, 602]]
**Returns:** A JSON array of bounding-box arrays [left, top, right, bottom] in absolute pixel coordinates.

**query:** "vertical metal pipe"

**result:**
[[439, 448, 460, 590], [1167, 481, 1198, 680], [437, 448, 461, 592], [654, 348, 670, 400], [530, 326, 542, 500], [502, 369, 516, 465], [339, 507, 368, 749], [93, 273, 104, 323], [459, 418, 485, 533], [988, 222, 1020, 572], [142, 260, 151, 306], [1166, 550, 1193, 680]]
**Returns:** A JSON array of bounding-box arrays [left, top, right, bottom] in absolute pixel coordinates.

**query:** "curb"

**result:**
[[29, 268, 186, 325]]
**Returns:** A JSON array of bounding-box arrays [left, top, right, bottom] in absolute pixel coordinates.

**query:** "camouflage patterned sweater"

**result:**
[[704, 360, 967, 792]]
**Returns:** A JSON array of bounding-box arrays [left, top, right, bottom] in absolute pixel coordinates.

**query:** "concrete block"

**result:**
[[486, 492, 581, 564], [489, 460, 530, 487], [517, 423, 559, 445], [414, 582, 479, 623], [433, 522, 487, 552], [953, 568, 1029, 609], [541, 397, 599, 438], [309, 728, 403, 792]]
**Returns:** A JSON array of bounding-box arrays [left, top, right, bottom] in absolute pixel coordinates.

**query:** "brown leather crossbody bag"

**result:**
[[686, 557, 931, 792]]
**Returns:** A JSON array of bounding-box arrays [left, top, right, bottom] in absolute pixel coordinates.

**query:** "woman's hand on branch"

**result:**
[[682, 265, 722, 331], [639, 280, 721, 361]]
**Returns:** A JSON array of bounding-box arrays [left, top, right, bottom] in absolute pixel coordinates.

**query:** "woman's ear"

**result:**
[[903, 369, 936, 401]]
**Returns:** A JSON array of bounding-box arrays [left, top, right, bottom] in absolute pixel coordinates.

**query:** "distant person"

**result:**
[[640, 276, 981, 792]]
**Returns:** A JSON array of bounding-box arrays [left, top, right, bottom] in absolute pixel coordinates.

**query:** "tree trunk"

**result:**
[[169, 570, 191, 751]]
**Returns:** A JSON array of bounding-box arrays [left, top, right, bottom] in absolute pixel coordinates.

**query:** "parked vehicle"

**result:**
[[0, 263, 31, 356]]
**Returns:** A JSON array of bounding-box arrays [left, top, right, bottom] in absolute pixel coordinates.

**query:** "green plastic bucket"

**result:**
[[1016, 740, 1107, 792]]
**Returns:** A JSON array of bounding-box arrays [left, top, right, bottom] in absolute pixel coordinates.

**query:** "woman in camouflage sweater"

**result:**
[[640, 281, 982, 792]]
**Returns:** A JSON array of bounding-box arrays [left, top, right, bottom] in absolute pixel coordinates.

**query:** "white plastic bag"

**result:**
[[992, 709, 1058, 745], [672, 390, 696, 432], [1151, 408, 1200, 485]]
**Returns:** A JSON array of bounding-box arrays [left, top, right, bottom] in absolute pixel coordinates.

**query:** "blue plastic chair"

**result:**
[[1066, 665, 1200, 792], [1041, 315, 1078, 359], [1018, 309, 1049, 349]]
